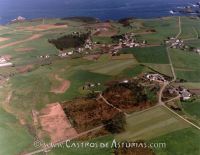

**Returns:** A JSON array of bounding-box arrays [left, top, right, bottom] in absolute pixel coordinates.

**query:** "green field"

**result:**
[[179, 17, 200, 40], [1, 17, 200, 155], [116, 106, 190, 141], [0, 88, 33, 155], [173, 82, 200, 89], [185, 39, 200, 48], [150, 127, 200, 155], [144, 63, 173, 77], [136, 17, 179, 44], [181, 99, 200, 121], [92, 36, 113, 44], [169, 49, 200, 82], [120, 46, 169, 64], [119, 64, 149, 78], [9, 59, 112, 114], [86, 59, 137, 76], [0, 108, 33, 155]]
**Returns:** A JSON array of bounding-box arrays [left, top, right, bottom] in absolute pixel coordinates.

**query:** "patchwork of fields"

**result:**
[[116, 106, 190, 141], [0, 16, 200, 155], [169, 49, 200, 82]]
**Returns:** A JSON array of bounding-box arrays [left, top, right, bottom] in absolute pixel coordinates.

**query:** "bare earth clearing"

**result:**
[[0, 37, 10, 42], [83, 54, 101, 61], [50, 75, 71, 94], [16, 24, 68, 31], [0, 34, 42, 49], [16, 65, 34, 73], [15, 47, 35, 52], [39, 103, 77, 143]]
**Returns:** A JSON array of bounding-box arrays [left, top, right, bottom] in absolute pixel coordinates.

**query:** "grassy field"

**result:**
[[185, 39, 200, 48], [92, 36, 113, 44], [119, 64, 150, 78], [116, 106, 190, 141], [150, 127, 200, 155], [86, 59, 137, 76], [0, 88, 33, 155], [136, 17, 179, 44], [0, 108, 33, 155], [181, 98, 200, 121], [120, 46, 169, 64], [169, 49, 200, 82], [179, 17, 200, 40], [1, 17, 200, 155], [9, 60, 112, 114], [173, 82, 200, 89], [144, 63, 173, 77]]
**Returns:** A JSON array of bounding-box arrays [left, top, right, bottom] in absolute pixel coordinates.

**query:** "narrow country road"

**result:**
[[24, 125, 104, 155]]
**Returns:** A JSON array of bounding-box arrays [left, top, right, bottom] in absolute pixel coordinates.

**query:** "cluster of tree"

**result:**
[[61, 16, 98, 23], [111, 34, 124, 42], [118, 17, 133, 27], [105, 82, 147, 104], [123, 82, 148, 104], [48, 32, 90, 50], [103, 113, 126, 134]]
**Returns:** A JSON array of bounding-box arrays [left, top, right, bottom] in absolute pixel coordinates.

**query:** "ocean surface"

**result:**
[[0, 0, 199, 24]]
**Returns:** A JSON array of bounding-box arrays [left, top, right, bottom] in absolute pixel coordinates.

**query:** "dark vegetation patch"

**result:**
[[61, 16, 99, 23], [48, 33, 90, 50], [103, 113, 126, 134], [62, 98, 121, 132], [103, 80, 159, 113], [118, 17, 134, 27]]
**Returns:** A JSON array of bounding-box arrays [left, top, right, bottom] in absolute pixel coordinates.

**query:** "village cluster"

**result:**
[[38, 32, 147, 59], [110, 33, 146, 56], [168, 86, 192, 101], [145, 73, 192, 101], [166, 37, 200, 55]]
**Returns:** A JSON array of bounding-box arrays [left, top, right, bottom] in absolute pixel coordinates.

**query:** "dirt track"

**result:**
[[51, 75, 70, 94], [0, 34, 42, 49], [0, 37, 10, 42]]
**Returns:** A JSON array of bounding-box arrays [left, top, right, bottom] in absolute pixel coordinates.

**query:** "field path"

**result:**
[[98, 93, 129, 116], [162, 105, 200, 130], [175, 16, 182, 39], [0, 34, 42, 49], [183, 27, 199, 41], [24, 125, 104, 155]]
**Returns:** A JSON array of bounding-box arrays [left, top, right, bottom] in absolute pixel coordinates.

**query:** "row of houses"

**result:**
[[83, 82, 101, 90], [110, 33, 146, 56], [58, 35, 94, 58], [168, 86, 192, 101], [166, 38, 185, 49], [146, 73, 166, 83], [166, 37, 200, 55], [119, 33, 146, 48]]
